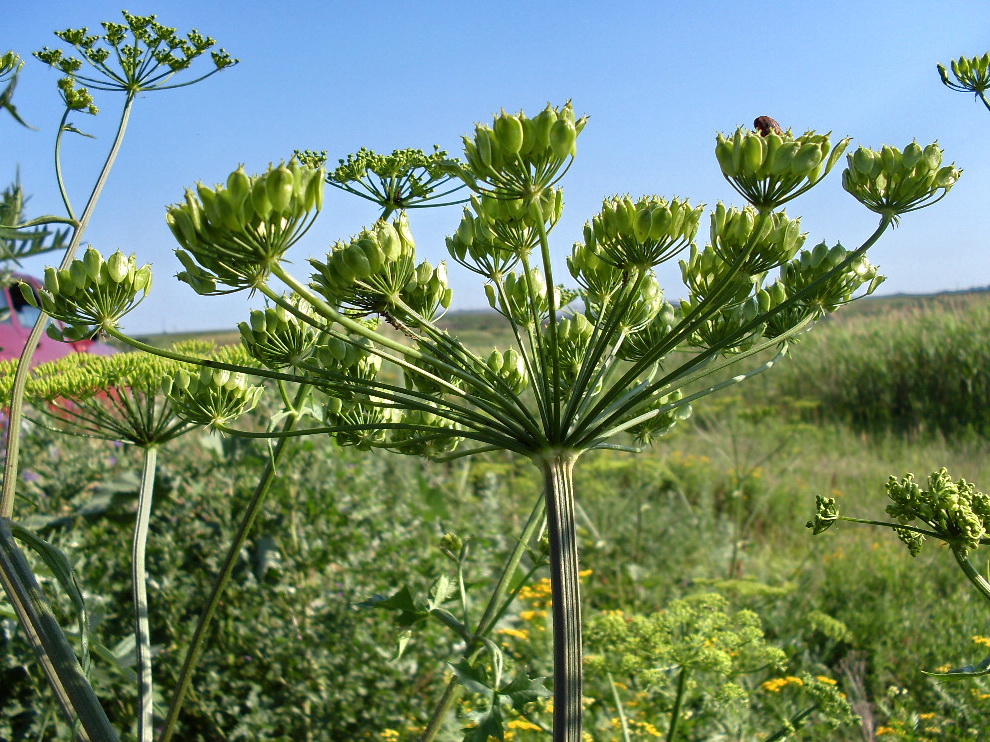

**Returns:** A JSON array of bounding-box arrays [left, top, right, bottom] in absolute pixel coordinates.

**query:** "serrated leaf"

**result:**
[[430, 573, 455, 608], [358, 585, 429, 627], [394, 629, 412, 662], [463, 704, 504, 742], [501, 674, 552, 710], [451, 657, 492, 696]]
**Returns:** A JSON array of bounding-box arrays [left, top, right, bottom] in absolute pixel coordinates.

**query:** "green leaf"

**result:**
[[451, 657, 493, 696], [463, 704, 504, 742], [923, 654, 990, 679], [501, 673, 552, 710], [9, 520, 91, 675], [429, 573, 455, 608], [359, 584, 429, 627]]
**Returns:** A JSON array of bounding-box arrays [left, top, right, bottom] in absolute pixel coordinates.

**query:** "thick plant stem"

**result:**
[[540, 451, 582, 742], [666, 666, 689, 742], [1, 93, 136, 519], [0, 519, 119, 741], [133, 446, 158, 742], [157, 388, 307, 742]]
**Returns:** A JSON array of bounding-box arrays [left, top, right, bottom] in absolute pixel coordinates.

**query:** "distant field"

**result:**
[[132, 287, 990, 350]]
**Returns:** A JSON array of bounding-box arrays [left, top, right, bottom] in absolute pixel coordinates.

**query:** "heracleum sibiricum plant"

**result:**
[[0, 12, 236, 742], [0, 340, 261, 741], [28, 99, 958, 742]]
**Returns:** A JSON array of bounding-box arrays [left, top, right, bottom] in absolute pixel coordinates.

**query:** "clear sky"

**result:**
[[5, 0, 990, 334]]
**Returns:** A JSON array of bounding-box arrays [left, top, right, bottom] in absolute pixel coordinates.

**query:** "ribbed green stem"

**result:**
[[540, 452, 582, 742], [133, 445, 158, 742], [666, 666, 689, 742], [0, 519, 119, 741], [157, 386, 307, 742]]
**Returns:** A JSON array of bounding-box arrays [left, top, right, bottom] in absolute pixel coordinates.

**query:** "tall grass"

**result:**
[[771, 294, 990, 438]]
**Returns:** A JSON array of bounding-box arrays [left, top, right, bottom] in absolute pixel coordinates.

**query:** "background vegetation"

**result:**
[[4, 289, 990, 741]]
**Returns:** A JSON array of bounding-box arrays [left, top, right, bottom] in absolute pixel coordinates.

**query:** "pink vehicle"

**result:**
[[0, 274, 116, 364]]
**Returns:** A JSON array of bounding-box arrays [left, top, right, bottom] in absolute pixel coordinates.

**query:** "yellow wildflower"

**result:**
[[507, 719, 542, 731], [816, 675, 837, 685], [498, 627, 530, 641], [973, 635, 990, 647], [761, 676, 804, 693]]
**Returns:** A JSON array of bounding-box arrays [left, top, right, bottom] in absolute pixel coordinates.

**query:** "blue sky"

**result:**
[[4, 1, 990, 334]]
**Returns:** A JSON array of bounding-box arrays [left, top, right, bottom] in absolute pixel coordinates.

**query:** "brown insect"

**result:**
[[753, 116, 782, 137]]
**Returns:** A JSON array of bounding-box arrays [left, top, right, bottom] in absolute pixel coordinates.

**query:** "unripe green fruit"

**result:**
[[549, 118, 577, 159], [267, 164, 296, 213], [227, 166, 251, 201], [534, 105, 556, 151], [494, 111, 524, 156], [742, 134, 765, 172]]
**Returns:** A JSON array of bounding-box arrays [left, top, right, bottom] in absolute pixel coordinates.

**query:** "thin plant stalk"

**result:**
[[607, 671, 633, 742], [419, 494, 547, 742], [132, 445, 158, 742], [1, 92, 136, 519], [157, 385, 309, 742]]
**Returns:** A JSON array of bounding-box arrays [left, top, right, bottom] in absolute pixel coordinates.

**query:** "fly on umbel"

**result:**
[[753, 116, 783, 137]]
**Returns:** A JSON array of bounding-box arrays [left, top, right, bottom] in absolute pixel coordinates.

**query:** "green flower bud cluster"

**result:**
[[170, 160, 325, 294], [14, 346, 216, 444], [617, 302, 677, 363], [446, 189, 564, 278], [625, 388, 692, 445], [710, 203, 806, 274], [0, 52, 30, 123], [459, 102, 588, 198], [479, 348, 529, 396], [0, 52, 22, 81], [162, 367, 263, 428], [401, 340, 460, 397], [805, 495, 839, 535], [309, 215, 418, 317], [778, 242, 884, 314], [29, 247, 152, 341], [315, 335, 381, 390], [681, 294, 763, 355], [568, 239, 624, 302], [716, 127, 849, 209], [485, 268, 558, 327], [323, 395, 393, 451], [885, 468, 990, 557], [35, 10, 236, 95], [386, 408, 461, 458], [842, 142, 960, 217], [399, 260, 453, 325], [757, 282, 815, 341], [546, 313, 594, 400], [296, 146, 465, 213], [679, 244, 756, 306], [584, 594, 786, 705], [438, 532, 464, 559], [583, 195, 703, 270], [938, 53, 990, 94], [585, 272, 666, 335], [238, 296, 320, 370]]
